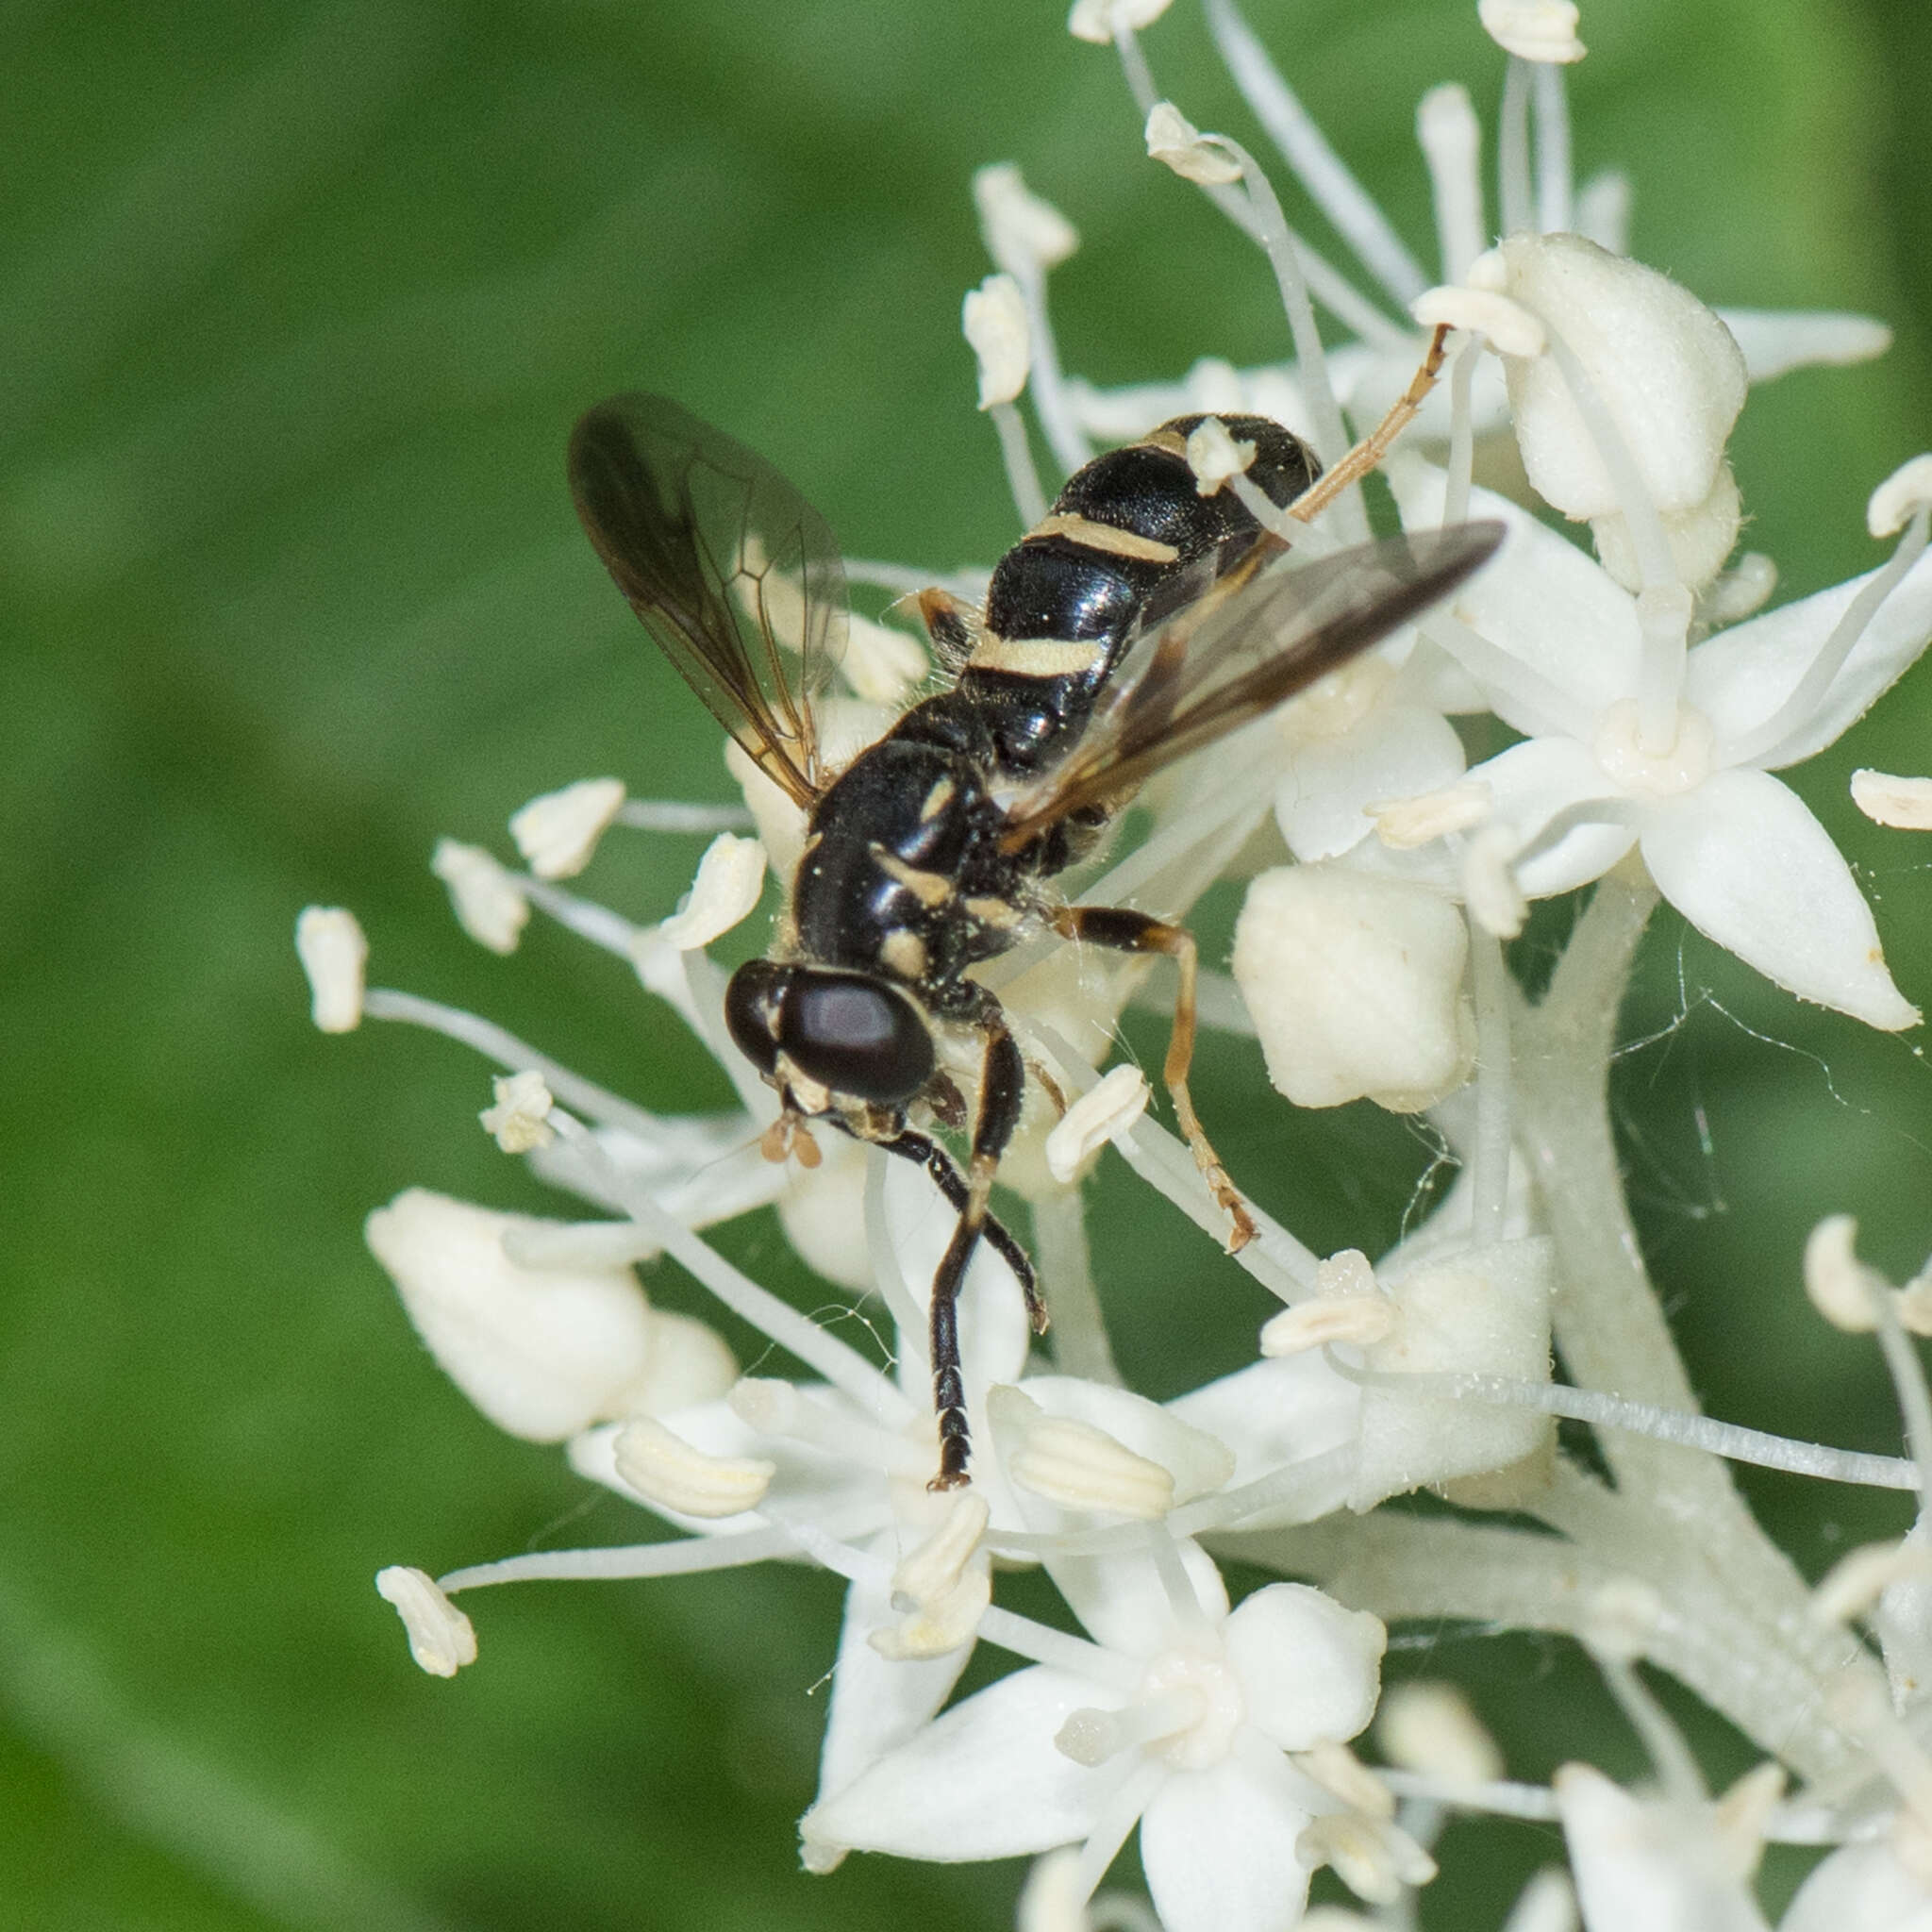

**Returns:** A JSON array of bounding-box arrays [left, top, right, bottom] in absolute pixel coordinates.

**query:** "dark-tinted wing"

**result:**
[[569, 392, 847, 808], [997, 521, 1506, 851]]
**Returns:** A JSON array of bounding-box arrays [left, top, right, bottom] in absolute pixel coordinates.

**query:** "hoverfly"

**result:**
[[569, 389, 1502, 1489]]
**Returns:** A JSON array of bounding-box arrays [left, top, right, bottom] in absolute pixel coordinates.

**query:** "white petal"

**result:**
[[800, 1666, 1110, 1862], [1139, 1752, 1315, 1932], [1781, 1842, 1932, 1932], [816, 1536, 976, 1807], [1473, 736, 1638, 896], [1686, 550, 1932, 770], [1166, 1354, 1361, 1527], [1557, 1765, 1772, 1932], [1224, 1585, 1385, 1750], [1386, 457, 1638, 736], [1716, 308, 1892, 383], [1640, 769, 1919, 1030], [1276, 705, 1468, 861]]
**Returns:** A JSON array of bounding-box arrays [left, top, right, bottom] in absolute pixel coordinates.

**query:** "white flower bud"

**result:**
[[479, 1069, 555, 1153], [375, 1566, 477, 1677], [1377, 1681, 1505, 1785], [658, 832, 766, 950], [1067, 0, 1173, 44], [431, 839, 529, 954], [1184, 416, 1257, 495], [1233, 865, 1475, 1112], [1225, 1583, 1386, 1750], [1493, 234, 1746, 527], [1410, 286, 1546, 358], [294, 906, 367, 1033], [1477, 0, 1585, 63], [508, 776, 626, 880], [365, 1189, 659, 1441], [1869, 454, 1932, 538], [962, 274, 1031, 409], [1590, 461, 1742, 594], [973, 163, 1078, 278], [1351, 1238, 1556, 1510], [1144, 103, 1242, 187], [1044, 1063, 1151, 1183], [1852, 769, 1932, 831], [611, 1414, 775, 1517]]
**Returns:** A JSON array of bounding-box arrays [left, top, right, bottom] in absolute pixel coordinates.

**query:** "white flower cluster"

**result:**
[[299, 4, 1932, 1928]]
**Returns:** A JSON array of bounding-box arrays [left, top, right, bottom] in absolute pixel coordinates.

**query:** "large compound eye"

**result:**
[[778, 971, 934, 1107], [724, 960, 786, 1078]]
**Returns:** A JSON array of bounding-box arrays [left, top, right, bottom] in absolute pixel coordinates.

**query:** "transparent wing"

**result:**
[[997, 522, 1506, 850], [568, 392, 848, 808]]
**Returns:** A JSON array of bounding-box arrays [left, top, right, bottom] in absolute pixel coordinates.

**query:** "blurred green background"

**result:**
[[5, 0, 1932, 1925]]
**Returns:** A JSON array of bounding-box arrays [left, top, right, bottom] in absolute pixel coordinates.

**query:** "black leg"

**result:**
[[875, 1128, 1045, 1333], [1054, 904, 1257, 1252]]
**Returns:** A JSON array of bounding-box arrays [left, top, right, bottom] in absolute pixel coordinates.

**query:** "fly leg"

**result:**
[[919, 1001, 1028, 1490], [1054, 905, 1257, 1254], [874, 1128, 1046, 1335], [1285, 322, 1453, 525]]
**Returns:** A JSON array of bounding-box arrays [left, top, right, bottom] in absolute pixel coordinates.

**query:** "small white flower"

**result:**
[[1391, 455, 1931, 1029], [508, 776, 626, 879], [294, 906, 367, 1033], [803, 1541, 1387, 1932], [375, 1566, 478, 1677]]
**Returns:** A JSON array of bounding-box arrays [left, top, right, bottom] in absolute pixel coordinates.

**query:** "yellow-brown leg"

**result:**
[[1053, 906, 1257, 1253], [1286, 323, 1453, 525]]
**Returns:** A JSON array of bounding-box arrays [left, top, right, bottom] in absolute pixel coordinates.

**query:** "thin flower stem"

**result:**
[[1032, 1189, 1124, 1386], [1112, 22, 1157, 114], [1596, 1654, 1707, 1805], [1498, 57, 1533, 236], [1467, 920, 1514, 1247], [1532, 60, 1573, 235], [1444, 339, 1477, 525], [1870, 1281, 1932, 1515], [1016, 259, 1093, 479], [1204, 0, 1430, 306], [615, 799, 755, 834], [440, 1524, 802, 1591], [991, 399, 1048, 529], [862, 1148, 933, 1357], [977, 1605, 1135, 1687], [1325, 1358, 1916, 1490]]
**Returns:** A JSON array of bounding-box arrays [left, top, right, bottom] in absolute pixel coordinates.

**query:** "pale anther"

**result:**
[[1299, 1812, 1425, 1906], [1812, 1539, 1932, 1624], [431, 839, 529, 954], [1703, 551, 1778, 625], [994, 1387, 1175, 1518], [1185, 415, 1257, 495], [1377, 1680, 1505, 1785], [1315, 1248, 1376, 1297], [1867, 454, 1932, 538], [1067, 0, 1173, 46], [1410, 286, 1545, 358], [375, 1565, 477, 1677], [1144, 102, 1243, 187], [508, 776, 626, 880], [1712, 1761, 1785, 1881], [480, 1070, 556, 1154], [1461, 825, 1527, 939], [295, 906, 367, 1034], [612, 1415, 776, 1519], [973, 163, 1078, 276], [891, 1489, 990, 1608], [1044, 1063, 1151, 1183], [1478, 0, 1586, 63], [1373, 778, 1492, 849], [1853, 769, 1932, 832], [963, 274, 1031, 410], [1296, 1738, 1396, 1819], [1259, 1291, 1396, 1357], [1804, 1212, 1890, 1333], [658, 832, 767, 950], [869, 1564, 991, 1660]]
